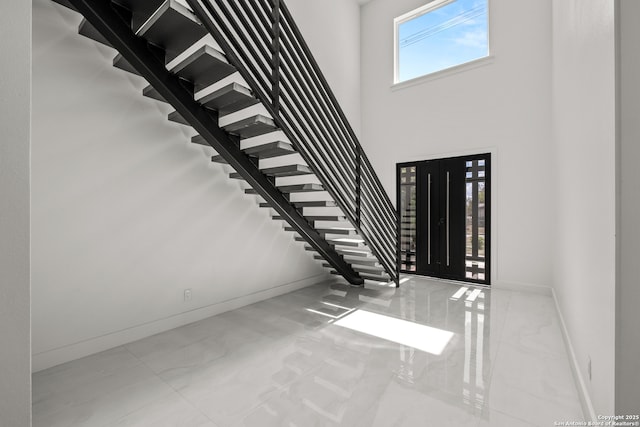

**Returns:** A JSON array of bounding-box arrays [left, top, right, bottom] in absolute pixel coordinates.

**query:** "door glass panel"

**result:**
[[400, 167, 417, 272], [465, 160, 486, 280]]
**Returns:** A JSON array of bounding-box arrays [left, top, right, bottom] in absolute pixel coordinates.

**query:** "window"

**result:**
[[394, 0, 489, 84]]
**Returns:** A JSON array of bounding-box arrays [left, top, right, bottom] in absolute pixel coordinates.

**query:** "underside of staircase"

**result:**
[[52, 0, 398, 286]]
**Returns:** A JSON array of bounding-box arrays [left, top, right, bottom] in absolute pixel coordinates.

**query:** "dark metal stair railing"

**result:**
[[275, 1, 400, 266], [64, 0, 364, 286], [186, 0, 399, 284]]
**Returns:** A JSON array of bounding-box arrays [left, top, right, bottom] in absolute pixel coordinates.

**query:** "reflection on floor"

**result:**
[[32, 276, 584, 426]]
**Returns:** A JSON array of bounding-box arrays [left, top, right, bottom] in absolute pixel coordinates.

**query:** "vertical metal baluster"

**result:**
[[356, 145, 361, 227], [271, 0, 280, 113]]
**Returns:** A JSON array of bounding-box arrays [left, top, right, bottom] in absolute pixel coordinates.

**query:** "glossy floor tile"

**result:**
[[32, 276, 584, 426]]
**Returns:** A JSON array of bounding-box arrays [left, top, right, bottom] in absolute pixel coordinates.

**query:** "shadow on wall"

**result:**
[[31, 0, 328, 371]]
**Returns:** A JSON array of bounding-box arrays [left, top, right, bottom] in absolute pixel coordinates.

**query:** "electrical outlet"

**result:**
[[587, 356, 592, 381], [184, 289, 192, 302]]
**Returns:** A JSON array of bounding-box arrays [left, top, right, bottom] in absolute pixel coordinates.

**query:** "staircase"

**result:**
[[52, 0, 399, 286]]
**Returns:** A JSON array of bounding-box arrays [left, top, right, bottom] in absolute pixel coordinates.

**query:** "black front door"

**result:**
[[398, 154, 491, 285]]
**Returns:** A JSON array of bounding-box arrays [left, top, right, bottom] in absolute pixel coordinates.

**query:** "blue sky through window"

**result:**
[[397, 0, 488, 82]]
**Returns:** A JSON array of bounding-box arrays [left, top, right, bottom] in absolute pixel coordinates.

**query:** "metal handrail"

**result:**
[[186, 0, 399, 281]]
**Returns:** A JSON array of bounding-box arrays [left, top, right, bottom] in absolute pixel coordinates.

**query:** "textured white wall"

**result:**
[[0, 0, 32, 424], [360, 0, 554, 289], [617, 0, 640, 414], [285, 0, 362, 135], [31, 0, 329, 371], [551, 0, 616, 415]]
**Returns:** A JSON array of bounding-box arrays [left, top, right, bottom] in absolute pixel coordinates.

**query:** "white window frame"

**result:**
[[393, 0, 491, 85]]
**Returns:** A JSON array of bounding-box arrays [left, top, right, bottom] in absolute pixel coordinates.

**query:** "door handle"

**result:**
[[446, 171, 450, 266], [428, 173, 431, 265]]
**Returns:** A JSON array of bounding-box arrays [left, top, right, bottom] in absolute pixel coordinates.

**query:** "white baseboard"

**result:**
[[32, 273, 330, 372], [494, 281, 596, 420], [492, 280, 552, 295], [398, 274, 552, 295], [551, 288, 597, 422]]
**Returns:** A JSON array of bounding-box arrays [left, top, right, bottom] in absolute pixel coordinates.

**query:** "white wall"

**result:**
[[617, 0, 640, 414], [360, 0, 554, 289], [0, 0, 31, 424], [31, 0, 329, 371], [551, 0, 617, 416], [285, 0, 362, 135]]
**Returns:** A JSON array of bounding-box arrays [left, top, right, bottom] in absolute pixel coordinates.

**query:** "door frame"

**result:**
[[396, 151, 494, 286]]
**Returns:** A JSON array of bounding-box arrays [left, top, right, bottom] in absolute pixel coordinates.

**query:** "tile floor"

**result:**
[[32, 276, 584, 426]]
